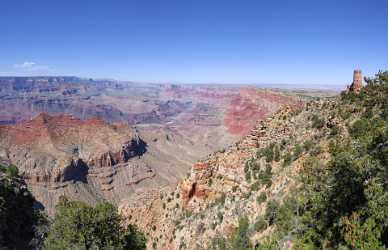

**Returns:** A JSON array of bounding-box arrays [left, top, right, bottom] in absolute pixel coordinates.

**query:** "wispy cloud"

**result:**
[[13, 61, 50, 72]]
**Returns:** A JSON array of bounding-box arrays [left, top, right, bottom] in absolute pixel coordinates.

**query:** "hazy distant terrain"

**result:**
[[0, 76, 307, 212]]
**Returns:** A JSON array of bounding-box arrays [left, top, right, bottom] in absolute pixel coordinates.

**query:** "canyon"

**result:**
[[116, 71, 388, 249], [0, 76, 307, 213]]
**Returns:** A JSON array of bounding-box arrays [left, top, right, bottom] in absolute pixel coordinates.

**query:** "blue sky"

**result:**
[[0, 0, 387, 86]]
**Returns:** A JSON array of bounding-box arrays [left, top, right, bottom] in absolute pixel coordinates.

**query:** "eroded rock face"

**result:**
[[224, 88, 303, 136], [0, 77, 303, 148], [0, 113, 144, 180], [119, 104, 317, 249], [0, 113, 149, 212], [0, 78, 306, 216], [88, 138, 147, 169], [179, 162, 214, 208]]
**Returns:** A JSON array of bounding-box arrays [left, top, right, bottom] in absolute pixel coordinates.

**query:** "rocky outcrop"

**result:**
[[180, 162, 213, 208], [119, 101, 342, 249], [88, 139, 147, 168], [0, 113, 149, 211], [25, 158, 88, 190]]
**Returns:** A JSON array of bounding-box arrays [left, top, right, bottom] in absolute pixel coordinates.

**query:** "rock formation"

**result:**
[[119, 104, 304, 248], [119, 98, 345, 249], [0, 76, 307, 147], [0, 77, 307, 214], [0, 113, 151, 212]]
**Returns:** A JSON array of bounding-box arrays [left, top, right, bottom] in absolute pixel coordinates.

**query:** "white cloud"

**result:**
[[14, 61, 36, 69], [12, 61, 51, 74]]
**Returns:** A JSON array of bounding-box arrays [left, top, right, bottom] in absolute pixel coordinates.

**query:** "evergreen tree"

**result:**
[[44, 196, 146, 250]]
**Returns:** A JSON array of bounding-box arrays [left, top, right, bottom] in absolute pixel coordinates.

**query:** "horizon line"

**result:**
[[0, 74, 347, 88]]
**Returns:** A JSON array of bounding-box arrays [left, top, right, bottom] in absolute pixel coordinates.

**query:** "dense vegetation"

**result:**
[[0, 164, 146, 250], [208, 71, 388, 250], [259, 71, 388, 249], [44, 197, 146, 250], [0, 164, 46, 249]]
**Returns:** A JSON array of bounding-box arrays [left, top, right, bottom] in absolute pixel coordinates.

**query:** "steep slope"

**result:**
[[119, 71, 388, 249], [0, 79, 304, 214], [0, 113, 152, 213], [120, 104, 305, 249], [0, 78, 304, 188]]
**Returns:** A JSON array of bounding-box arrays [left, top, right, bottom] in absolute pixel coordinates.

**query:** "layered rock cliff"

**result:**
[[119, 98, 343, 249], [0, 77, 306, 215], [0, 113, 151, 212]]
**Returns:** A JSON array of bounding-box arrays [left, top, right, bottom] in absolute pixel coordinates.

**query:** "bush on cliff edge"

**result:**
[[44, 196, 146, 250]]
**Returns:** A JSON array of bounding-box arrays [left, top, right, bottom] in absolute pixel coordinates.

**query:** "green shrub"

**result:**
[[282, 152, 292, 167], [184, 211, 192, 218], [230, 216, 252, 250], [0, 164, 19, 178], [330, 125, 341, 136], [244, 160, 252, 182], [211, 236, 227, 250], [256, 193, 267, 204], [244, 161, 250, 174], [255, 238, 279, 249], [311, 114, 325, 129], [251, 161, 261, 178], [264, 200, 279, 225], [293, 144, 303, 159], [251, 181, 261, 191], [348, 119, 370, 138], [310, 145, 322, 156], [263, 144, 275, 162], [258, 164, 272, 188], [44, 197, 146, 250], [217, 211, 224, 223], [280, 139, 288, 150], [381, 105, 388, 120], [339, 109, 352, 120], [254, 217, 267, 232], [245, 170, 252, 183], [303, 140, 313, 151]]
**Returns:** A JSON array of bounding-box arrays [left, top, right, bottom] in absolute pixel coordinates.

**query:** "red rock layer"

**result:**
[[0, 113, 144, 186], [224, 88, 303, 136]]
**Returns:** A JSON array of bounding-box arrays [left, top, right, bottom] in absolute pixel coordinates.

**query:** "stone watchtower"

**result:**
[[349, 69, 363, 93]]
